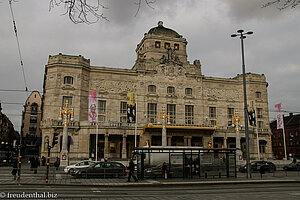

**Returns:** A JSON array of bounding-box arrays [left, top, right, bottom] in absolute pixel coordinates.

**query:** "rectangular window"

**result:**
[[256, 91, 261, 99], [98, 100, 106, 122], [167, 104, 176, 124], [62, 96, 72, 107], [228, 108, 234, 119], [164, 42, 170, 49], [258, 121, 263, 128], [147, 103, 157, 123], [257, 108, 263, 118], [185, 88, 192, 96], [210, 120, 216, 126], [167, 86, 175, 94], [185, 105, 194, 124], [174, 44, 179, 50], [259, 145, 266, 153], [155, 41, 161, 48], [120, 102, 127, 122], [209, 107, 216, 118]]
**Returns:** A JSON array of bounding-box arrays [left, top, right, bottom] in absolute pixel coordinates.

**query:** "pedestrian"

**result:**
[[41, 156, 46, 166], [11, 158, 18, 180], [33, 157, 38, 174], [54, 157, 60, 170], [29, 156, 35, 171], [292, 157, 297, 164], [161, 162, 168, 180], [127, 159, 138, 182]]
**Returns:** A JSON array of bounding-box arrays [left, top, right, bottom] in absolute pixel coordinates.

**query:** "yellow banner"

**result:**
[[247, 100, 255, 112], [127, 92, 136, 106]]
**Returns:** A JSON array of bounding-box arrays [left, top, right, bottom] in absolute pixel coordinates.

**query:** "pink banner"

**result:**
[[275, 103, 283, 129], [88, 91, 98, 123]]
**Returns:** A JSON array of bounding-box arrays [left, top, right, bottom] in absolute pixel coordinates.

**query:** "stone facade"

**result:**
[[40, 21, 272, 162]]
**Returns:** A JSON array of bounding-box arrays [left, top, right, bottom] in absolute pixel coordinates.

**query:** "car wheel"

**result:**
[[69, 169, 74, 174]]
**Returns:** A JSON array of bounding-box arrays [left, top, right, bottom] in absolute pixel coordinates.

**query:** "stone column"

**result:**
[[122, 135, 127, 159], [168, 136, 172, 146], [104, 134, 109, 159], [187, 136, 192, 147], [184, 136, 188, 146], [223, 136, 227, 148]]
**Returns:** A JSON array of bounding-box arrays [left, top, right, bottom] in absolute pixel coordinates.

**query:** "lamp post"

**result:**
[[59, 100, 73, 166], [233, 111, 242, 162], [160, 106, 170, 146], [231, 29, 253, 178]]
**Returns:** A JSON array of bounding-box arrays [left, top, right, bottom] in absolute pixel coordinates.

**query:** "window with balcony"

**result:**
[[98, 100, 106, 122], [185, 105, 194, 125], [257, 108, 263, 118], [62, 96, 72, 107], [120, 102, 127, 122], [228, 108, 234, 119], [147, 103, 157, 123], [167, 104, 176, 124]]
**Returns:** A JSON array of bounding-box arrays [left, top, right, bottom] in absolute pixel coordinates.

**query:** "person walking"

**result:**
[[11, 159, 18, 180], [41, 156, 46, 166], [161, 162, 168, 180], [127, 159, 138, 182], [54, 157, 60, 170]]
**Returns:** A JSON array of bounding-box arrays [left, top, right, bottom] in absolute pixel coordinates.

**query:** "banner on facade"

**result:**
[[127, 92, 136, 123], [88, 91, 98, 123], [247, 100, 256, 127], [275, 103, 283, 129]]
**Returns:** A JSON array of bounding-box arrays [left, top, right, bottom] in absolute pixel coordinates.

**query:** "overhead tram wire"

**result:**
[[8, 0, 29, 94]]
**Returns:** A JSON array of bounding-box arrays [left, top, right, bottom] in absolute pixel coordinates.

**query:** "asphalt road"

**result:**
[[0, 183, 300, 199]]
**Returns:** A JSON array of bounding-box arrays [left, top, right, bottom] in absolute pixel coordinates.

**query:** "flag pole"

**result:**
[[96, 123, 98, 161], [282, 113, 287, 160], [135, 93, 137, 148]]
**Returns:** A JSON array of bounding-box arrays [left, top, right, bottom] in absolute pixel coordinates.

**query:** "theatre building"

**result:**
[[40, 21, 273, 162]]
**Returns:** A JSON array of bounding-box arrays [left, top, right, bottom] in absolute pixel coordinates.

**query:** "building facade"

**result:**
[[40, 21, 272, 162], [21, 91, 42, 155], [271, 113, 300, 159]]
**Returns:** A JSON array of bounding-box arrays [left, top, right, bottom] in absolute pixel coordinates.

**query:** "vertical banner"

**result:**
[[88, 91, 98, 123], [247, 100, 256, 127], [275, 103, 283, 129], [127, 92, 136, 123]]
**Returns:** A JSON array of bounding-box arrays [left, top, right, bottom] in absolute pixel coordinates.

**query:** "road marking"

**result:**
[[91, 188, 102, 193]]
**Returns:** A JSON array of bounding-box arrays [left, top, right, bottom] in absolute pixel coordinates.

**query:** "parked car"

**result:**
[[283, 162, 300, 171], [64, 160, 96, 174], [239, 161, 276, 173], [72, 161, 127, 178]]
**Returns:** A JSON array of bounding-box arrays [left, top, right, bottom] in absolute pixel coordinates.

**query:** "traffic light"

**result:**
[[52, 133, 59, 147]]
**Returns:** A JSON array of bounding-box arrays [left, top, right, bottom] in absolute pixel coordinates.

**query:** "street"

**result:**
[[0, 183, 300, 199]]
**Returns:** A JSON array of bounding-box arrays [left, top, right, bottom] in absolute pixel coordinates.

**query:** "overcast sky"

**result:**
[[1, 0, 300, 132]]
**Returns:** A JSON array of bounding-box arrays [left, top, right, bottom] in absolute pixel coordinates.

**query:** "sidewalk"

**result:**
[[1, 164, 300, 187]]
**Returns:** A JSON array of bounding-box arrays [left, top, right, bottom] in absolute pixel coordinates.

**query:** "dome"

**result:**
[[148, 21, 180, 38]]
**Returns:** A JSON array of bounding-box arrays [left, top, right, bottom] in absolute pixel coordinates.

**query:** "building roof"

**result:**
[[148, 21, 181, 38], [270, 113, 300, 128]]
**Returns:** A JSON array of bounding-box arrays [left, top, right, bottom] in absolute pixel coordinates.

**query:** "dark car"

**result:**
[[239, 161, 276, 173], [72, 161, 127, 178], [283, 162, 300, 171]]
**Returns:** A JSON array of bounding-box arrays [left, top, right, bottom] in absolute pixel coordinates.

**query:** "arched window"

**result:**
[[148, 85, 156, 93], [167, 86, 175, 94], [64, 76, 73, 84]]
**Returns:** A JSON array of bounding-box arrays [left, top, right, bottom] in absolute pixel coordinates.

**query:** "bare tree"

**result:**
[[262, 0, 300, 10], [49, 0, 156, 24]]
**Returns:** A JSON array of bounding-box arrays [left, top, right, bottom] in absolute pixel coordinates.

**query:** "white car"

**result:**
[[64, 160, 96, 174]]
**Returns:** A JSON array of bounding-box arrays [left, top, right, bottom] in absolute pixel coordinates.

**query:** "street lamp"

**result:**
[[59, 100, 73, 166], [231, 29, 253, 178]]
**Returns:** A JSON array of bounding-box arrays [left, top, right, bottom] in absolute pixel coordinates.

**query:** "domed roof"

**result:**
[[148, 21, 180, 38]]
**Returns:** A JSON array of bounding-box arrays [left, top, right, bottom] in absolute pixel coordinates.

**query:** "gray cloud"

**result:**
[[1, 0, 300, 129]]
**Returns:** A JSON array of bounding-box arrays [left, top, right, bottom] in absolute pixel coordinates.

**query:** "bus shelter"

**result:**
[[133, 146, 236, 179]]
